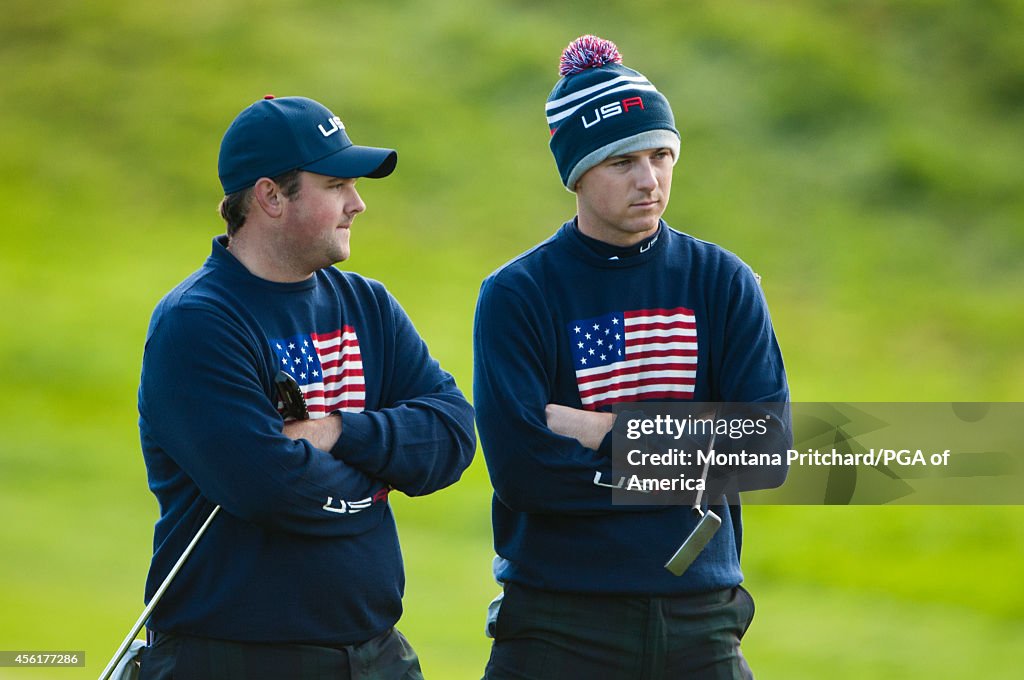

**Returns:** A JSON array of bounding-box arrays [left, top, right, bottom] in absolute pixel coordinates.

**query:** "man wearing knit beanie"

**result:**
[[474, 36, 791, 678], [546, 34, 681, 192]]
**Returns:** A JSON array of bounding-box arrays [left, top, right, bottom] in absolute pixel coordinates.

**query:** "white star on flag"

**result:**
[[269, 326, 366, 417], [568, 308, 698, 409]]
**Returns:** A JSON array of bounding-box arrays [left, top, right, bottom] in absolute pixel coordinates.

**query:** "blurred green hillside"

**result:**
[[1, 0, 1022, 678]]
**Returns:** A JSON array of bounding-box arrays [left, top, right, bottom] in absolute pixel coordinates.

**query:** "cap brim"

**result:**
[[302, 144, 398, 179]]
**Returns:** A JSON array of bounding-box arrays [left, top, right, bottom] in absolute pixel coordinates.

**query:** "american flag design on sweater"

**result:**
[[568, 307, 697, 409], [270, 326, 366, 417]]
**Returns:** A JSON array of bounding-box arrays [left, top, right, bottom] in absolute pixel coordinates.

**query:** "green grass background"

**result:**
[[1, 0, 1022, 677]]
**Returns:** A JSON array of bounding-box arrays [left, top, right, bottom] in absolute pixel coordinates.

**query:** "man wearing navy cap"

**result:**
[[136, 96, 475, 679], [474, 37, 790, 678]]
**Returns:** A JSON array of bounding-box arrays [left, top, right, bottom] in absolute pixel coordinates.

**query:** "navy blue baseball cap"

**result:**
[[218, 95, 398, 194]]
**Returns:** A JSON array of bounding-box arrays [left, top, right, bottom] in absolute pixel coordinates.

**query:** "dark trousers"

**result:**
[[483, 583, 756, 680], [139, 627, 423, 680]]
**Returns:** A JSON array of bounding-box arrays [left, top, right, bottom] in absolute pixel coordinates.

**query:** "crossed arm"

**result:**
[[283, 415, 343, 451], [543, 403, 615, 451], [142, 299, 474, 535], [282, 395, 694, 457]]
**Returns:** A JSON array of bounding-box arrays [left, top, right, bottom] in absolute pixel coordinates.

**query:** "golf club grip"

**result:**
[[97, 505, 221, 680]]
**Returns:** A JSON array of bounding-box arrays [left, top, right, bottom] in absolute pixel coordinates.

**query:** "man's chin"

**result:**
[[628, 219, 661, 235]]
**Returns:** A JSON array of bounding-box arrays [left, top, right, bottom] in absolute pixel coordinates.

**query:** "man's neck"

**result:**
[[226, 234, 314, 283]]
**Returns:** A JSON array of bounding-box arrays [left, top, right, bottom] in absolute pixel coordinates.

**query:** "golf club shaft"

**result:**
[[97, 504, 221, 680], [692, 426, 717, 513]]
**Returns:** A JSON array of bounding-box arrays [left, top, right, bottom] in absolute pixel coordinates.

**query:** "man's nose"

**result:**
[[634, 159, 658, 192], [349, 187, 367, 215]]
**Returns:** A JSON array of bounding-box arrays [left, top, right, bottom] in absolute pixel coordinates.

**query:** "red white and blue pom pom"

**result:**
[[559, 35, 622, 76]]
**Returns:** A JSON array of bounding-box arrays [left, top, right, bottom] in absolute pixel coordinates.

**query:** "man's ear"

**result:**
[[252, 177, 285, 218]]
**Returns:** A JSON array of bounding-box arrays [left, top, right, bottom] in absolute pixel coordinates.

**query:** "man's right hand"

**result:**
[[283, 413, 343, 452], [545, 403, 615, 452]]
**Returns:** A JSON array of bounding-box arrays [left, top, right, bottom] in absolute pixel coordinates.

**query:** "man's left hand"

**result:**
[[545, 403, 614, 451]]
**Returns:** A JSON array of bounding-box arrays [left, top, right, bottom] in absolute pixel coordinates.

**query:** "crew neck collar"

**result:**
[[563, 219, 665, 268]]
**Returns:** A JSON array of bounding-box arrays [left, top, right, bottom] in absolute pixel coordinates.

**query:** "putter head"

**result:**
[[664, 509, 722, 576]]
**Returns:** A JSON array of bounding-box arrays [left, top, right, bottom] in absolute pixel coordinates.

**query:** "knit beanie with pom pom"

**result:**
[[546, 35, 680, 191]]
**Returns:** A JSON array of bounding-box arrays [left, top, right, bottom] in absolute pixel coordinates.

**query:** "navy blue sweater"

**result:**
[[473, 221, 789, 595], [138, 236, 475, 644]]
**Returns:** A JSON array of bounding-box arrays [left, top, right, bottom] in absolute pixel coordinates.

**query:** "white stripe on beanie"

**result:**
[[546, 83, 663, 126], [545, 74, 651, 111]]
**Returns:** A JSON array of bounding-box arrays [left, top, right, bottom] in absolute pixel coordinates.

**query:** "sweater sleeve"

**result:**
[[474, 277, 661, 515], [330, 289, 475, 496], [709, 265, 792, 491], [139, 304, 388, 537]]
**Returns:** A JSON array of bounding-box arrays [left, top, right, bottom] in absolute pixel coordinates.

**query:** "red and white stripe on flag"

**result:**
[[569, 307, 697, 410], [308, 327, 366, 414]]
